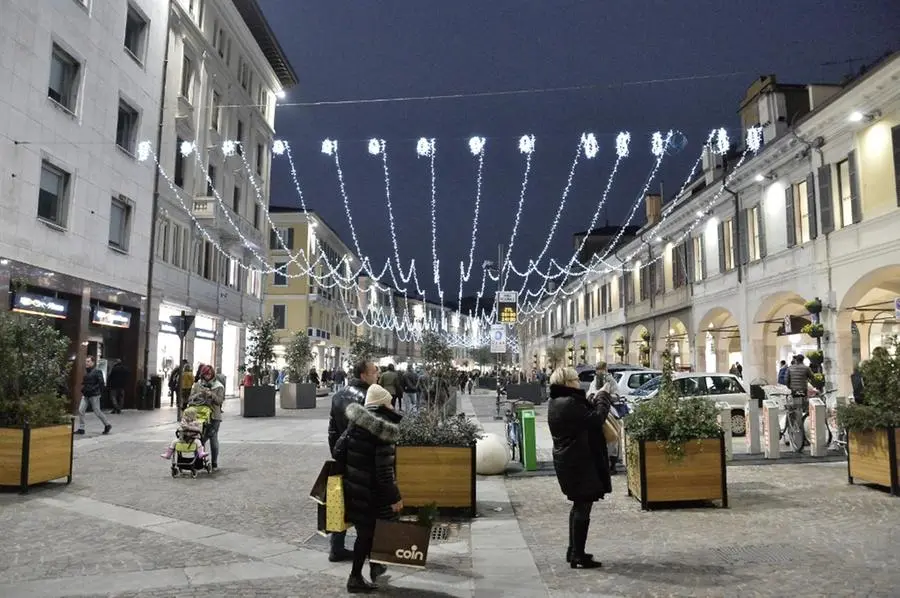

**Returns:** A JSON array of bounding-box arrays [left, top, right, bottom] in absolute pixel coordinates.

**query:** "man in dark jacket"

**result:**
[[777, 360, 789, 385], [107, 360, 128, 414], [76, 356, 111, 435], [787, 355, 813, 397], [326, 360, 378, 562], [333, 383, 403, 593]]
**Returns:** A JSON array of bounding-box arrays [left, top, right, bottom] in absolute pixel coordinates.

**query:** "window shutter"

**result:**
[[756, 205, 767, 258], [287, 227, 295, 250], [269, 228, 278, 249], [848, 150, 862, 224], [893, 124, 900, 206], [806, 172, 818, 239], [717, 221, 726, 273], [618, 275, 625, 307], [738, 208, 749, 265], [699, 236, 707, 280], [785, 186, 796, 247], [817, 165, 834, 234], [657, 257, 665, 293], [685, 238, 695, 282]]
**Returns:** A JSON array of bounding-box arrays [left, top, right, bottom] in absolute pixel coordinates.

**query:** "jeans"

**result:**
[[78, 395, 109, 430], [205, 419, 221, 466], [351, 521, 376, 576], [109, 388, 124, 411], [404, 392, 418, 412]]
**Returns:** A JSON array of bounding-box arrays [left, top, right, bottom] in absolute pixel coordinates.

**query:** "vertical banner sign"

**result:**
[[490, 324, 507, 354], [497, 291, 518, 325]]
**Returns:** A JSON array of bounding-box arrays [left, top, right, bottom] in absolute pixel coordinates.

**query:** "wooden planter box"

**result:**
[[0, 421, 74, 493], [847, 428, 900, 495], [626, 435, 728, 510], [395, 444, 476, 517]]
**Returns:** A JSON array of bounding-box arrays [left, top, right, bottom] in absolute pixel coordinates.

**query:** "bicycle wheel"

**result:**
[[785, 412, 805, 453], [802, 414, 833, 447]]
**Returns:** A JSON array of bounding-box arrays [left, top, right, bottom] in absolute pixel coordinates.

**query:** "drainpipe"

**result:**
[[142, 2, 173, 382]]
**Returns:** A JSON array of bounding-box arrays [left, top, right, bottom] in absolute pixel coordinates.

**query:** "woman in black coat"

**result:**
[[547, 367, 612, 569], [334, 384, 403, 593]]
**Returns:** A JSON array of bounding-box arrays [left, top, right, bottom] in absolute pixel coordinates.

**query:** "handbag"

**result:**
[[603, 418, 619, 443], [369, 519, 432, 569]]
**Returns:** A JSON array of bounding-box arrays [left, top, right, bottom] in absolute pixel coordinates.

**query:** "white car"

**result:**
[[613, 369, 662, 396], [626, 372, 750, 435]]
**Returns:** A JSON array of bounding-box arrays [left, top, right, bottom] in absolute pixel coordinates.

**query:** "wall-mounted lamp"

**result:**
[[754, 173, 775, 183], [848, 110, 881, 123]]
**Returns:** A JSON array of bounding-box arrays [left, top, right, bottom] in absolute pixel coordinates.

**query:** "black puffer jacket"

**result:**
[[81, 367, 105, 398], [334, 403, 402, 526], [327, 379, 368, 454], [547, 384, 612, 502]]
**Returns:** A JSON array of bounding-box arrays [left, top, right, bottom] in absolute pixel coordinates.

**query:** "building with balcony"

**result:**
[[520, 52, 900, 398], [0, 0, 169, 409], [148, 0, 297, 395]]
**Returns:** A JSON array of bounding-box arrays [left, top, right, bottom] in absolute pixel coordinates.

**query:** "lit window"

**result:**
[[837, 160, 853, 228], [793, 180, 811, 244], [722, 218, 735, 271], [748, 206, 761, 261], [692, 235, 704, 281]]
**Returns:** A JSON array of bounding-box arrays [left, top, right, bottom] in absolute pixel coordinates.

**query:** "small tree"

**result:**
[[545, 345, 566, 369], [469, 345, 493, 366], [247, 317, 277, 385], [349, 333, 383, 365], [421, 331, 455, 414], [284, 330, 313, 383], [837, 338, 900, 431]]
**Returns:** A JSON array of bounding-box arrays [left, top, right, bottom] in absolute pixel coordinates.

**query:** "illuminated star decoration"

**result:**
[[368, 138, 383, 155], [416, 137, 434, 157], [580, 133, 599, 159], [222, 140, 236, 157], [468, 136, 486, 156], [747, 127, 762, 153], [651, 132, 665, 157], [136, 141, 151, 162], [518, 134, 536, 154], [180, 140, 195, 157], [615, 132, 631, 158], [716, 127, 730, 155], [321, 139, 336, 155], [272, 140, 287, 155]]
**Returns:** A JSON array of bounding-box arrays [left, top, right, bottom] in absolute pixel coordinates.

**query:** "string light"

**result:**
[[716, 127, 730, 155], [137, 141, 151, 162], [416, 137, 434, 157], [321, 139, 336, 155], [180, 140, 195, 157], [368, 138, 382, 155], [581, 133, 599, 159], [616, 132, 631, 158], [519, 134, 536, 154], [468, 136, 485, 155], [651, 132, 665, 157], [222, 140, 236, 157], [272, 140, 286, 155], [499, 140, 535, 289], [747, 126, 762, 153]]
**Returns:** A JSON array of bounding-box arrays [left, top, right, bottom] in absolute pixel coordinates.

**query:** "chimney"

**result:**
[[645, 193, 662, 226]]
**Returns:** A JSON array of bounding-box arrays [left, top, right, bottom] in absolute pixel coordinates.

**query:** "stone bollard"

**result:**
[[808, 397, 828, 457], [716, 402, 733, 461], [762, 399, 780, 459], [745, 398, 761, 454], [475, 433, 511, 475]]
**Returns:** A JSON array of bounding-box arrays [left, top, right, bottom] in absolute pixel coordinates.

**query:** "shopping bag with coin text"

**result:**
[[369, 519, 432, 569]]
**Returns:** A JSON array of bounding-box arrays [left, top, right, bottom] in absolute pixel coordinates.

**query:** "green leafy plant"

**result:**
[[545, 345, 566, 369], [0, 311, 72, 427], [348, 333, 383, 365], [811, 372, 825, 389], [397, 409, 482, 447], [247, 317, 277, 385], [801, 323, 825, 338], [805, 350, 824, 364], [416, 502, 439, 528], [625, 350, 721, 460], [468, 345, 493, 366], [284, 331, 313, 383], [837, 340, 900, 431], [804, 298, 823, 314], [640, 329, 651, 342]]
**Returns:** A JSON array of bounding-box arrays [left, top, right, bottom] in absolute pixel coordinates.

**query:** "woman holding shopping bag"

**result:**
[[334, 383, 403, 593], [547, 366, 612, 569]]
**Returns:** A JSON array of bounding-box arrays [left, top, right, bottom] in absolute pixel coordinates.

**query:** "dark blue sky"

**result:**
[[260, 0, 897, 301]]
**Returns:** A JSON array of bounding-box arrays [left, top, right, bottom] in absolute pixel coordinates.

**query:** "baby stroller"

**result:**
[[170, 398, 214, 478]]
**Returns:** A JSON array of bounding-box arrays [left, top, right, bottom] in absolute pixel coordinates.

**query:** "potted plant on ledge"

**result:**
[[0, 311, 74, 493], [624, 350, 728, 510], [242, 317, 277, 417], [837, 339, 900, 495], [281, 330, 316, 409]]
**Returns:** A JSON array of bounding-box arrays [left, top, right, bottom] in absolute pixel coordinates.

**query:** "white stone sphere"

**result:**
[[476, 433, 511, 475]]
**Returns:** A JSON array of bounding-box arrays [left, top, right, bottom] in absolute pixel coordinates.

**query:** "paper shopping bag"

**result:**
[[316, 474, 352, 535], [369, 519, 432, 569], [310, 460, 341, 504]]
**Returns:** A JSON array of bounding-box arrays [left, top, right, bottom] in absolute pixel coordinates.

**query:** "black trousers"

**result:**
[[391, 395, 402, 410], [351, 521, 376, 576], [568, 501, 593, 556]]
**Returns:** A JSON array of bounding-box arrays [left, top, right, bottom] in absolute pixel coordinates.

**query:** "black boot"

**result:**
[[370, 562, 387, 581], [570, 518, 601, 569], [329, 533, 353, 562], [565, 509, 592, 562], [347, 573, 377, 593]]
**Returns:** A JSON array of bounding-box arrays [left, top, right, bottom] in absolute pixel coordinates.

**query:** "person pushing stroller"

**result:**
[[160, 406, 208, 460]]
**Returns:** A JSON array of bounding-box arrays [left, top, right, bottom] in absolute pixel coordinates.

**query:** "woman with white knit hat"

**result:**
[[333, 383, 404, 593]]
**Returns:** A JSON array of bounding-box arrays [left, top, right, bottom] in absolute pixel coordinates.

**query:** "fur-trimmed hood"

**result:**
[[346, 402, 401, 443]]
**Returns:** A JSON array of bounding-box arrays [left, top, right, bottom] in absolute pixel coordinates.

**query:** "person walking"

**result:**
[[378, 364, 402, 411], [106, 359, 128, 414], [333, 383, 403, 593], [777, 360, 789, 385], [547, 366, 611, 569], [403, 367, 419, 412], [76, 356, 111, 435], [189, 364, 225, 471], [327, 360, 378, 563], [168, 360, 186, 407], [787, 355, 814, 398], [178, 364, 195, 420]]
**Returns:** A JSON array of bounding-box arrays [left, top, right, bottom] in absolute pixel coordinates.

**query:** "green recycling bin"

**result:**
[[519, 409, 537, 471]]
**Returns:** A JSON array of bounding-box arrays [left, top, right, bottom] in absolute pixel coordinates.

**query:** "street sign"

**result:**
[[170, 313, 195, 339], [497, 291, 518, 324], [490, 324, 506, 354]]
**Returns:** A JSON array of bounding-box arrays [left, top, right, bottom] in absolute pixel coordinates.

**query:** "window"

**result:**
[[257, 86, 269, 118], [172, 224, 184, 268], [108, 196, 132, 251], [123, 4, 148, 63], [202, 241, 213, 279], [156, 219, 169, 260], [206, 163, 216, 195], [180, 55, 194, 100], [236, 120, 244, 154], [232, 185, 241, 214], [210, 91, 221, 131], [272, 305, 286, 329], [674, 377, 702, 396], [672, 244, 686, 288], [747, 206, 761, 261], [273, 262, 287, 286], [38, 160, 70, 226], [639, 266, 650, 301], [239, 59, 251, 90], [692, 236, 704, 282], [116, 99, 139, 153], [216, 28, 225, 57], [628, 372, 660, 389], [48, 44, 80, 111], [704, 376, 744, 395], [837, 160, 853, 228], [269, 227, 294, 250], [793, 180, 811, 244], [174, 136, 186, 188], [253, 204, 260, 229], [721, 218, 735, 271], [256, 143, 265, 176]]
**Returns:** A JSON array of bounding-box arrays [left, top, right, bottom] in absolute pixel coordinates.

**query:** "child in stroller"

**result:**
[[161, 406, 211, 477]]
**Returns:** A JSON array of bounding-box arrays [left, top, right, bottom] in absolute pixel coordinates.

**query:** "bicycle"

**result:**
[[801, 387, 836, 448], [779, 391, 807, 453], [503, 398, 530, 462]]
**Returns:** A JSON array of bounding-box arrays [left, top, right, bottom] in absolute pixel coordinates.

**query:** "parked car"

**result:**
[[612, 369, 662, 396], [577, 363, 648, 392], [625, 372, 750, 435]]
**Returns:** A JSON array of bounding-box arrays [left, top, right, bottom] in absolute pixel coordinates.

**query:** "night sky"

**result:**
[[259, 0, 897, 303]]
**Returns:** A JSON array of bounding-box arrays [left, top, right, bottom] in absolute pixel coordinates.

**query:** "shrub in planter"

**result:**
[[804, 298, 823, 315], [624, 350, 727, 509], [243, 317, 276, 417], [802, 323, 825, 338], [395, 407, 482, 515], [281, 331, 316, 409], [640, 330, 651, 342], [806, 350, 824, 365], [0, 311, 74, 493], [837, 342, 900, 495]]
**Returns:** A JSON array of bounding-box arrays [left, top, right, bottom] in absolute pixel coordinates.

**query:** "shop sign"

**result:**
[[92, 306, 131, 328], [11, 292, 68, 319], [195, 329, 216, 341], [490, 324, 506, 354], [497, 291, 518, 325], [160, 322, 178, 335]]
